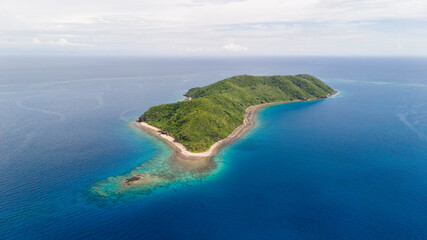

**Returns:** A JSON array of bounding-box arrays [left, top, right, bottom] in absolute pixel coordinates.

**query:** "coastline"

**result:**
[[133, 91, 337, 161], [126, 92, 336, 186]]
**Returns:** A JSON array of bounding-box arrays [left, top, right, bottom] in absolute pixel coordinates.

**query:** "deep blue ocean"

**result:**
[[0, 56, 426, 239]]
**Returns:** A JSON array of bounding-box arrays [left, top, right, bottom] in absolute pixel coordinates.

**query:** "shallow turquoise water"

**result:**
[[0, 57, 426, 239]]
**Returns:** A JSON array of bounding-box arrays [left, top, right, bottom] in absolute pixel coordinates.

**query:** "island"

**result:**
[[125, 74, 335, 186]]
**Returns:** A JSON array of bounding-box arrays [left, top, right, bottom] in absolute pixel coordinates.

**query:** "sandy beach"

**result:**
[[126, 92, 336, 186], [133, 91, 337, 161]]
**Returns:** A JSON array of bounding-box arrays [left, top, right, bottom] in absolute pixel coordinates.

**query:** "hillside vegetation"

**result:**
[[139, 74, 334, 152]]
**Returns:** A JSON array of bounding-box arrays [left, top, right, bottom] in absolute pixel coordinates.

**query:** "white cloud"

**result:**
[[32, 38, 41, 44], [223, 42, 248, 52], [47, 38, 86, 47], [0, 0, 426, 55]]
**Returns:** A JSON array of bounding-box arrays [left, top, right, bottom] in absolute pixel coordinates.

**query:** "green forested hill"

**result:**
[[139, 74, 334, 152]]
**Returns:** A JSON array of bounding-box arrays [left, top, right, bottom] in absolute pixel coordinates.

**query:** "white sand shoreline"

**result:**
[[135, 91, 337, 159], [125, 92, 336, 185], [139, 121, 218, 157]]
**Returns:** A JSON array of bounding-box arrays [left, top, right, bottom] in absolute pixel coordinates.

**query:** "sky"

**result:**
[[1, 0, 426, 56]]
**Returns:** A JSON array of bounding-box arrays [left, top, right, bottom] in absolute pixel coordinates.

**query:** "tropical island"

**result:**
[[125, 74, 335, 186]]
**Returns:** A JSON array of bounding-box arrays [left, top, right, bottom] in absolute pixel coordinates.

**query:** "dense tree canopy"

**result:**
[[140, 74, 334, 152]]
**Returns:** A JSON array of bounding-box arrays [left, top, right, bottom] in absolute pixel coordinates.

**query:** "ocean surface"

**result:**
[[0, 56, 426, 239]]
